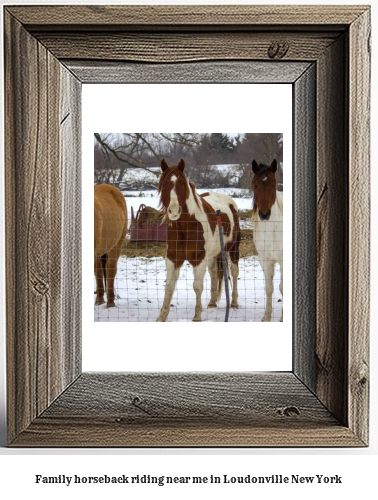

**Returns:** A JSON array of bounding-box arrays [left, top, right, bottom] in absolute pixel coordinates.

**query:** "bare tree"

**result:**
[[237, 133, 283, 165], [94, 133, 200, 187], [94, 132, 284, 190]]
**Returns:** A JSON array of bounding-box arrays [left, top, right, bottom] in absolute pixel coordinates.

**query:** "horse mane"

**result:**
[[253, 163, 271, 179], [251, 202, 259, 222], [189, 181, 202, 210], [251, 171, 260, 220]]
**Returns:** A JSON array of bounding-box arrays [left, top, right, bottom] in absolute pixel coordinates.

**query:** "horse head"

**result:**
[[158, 159, 190, 221], [251, 159, 278, 221]]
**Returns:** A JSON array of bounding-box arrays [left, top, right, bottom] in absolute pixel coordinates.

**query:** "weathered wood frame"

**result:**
[[4, 5, 370, 447]]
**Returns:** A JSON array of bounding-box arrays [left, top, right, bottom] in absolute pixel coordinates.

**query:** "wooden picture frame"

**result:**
[[4, 5, 370, 447]]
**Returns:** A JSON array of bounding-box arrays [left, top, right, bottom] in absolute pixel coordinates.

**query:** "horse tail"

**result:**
[[217, 254, 224, 299], [216, 254, 233, 300], [101, 253, 108, 290]]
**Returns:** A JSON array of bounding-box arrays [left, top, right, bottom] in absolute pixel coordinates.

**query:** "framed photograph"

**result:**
[[86, 87, 292, 373], [4, 5, 370, 447]]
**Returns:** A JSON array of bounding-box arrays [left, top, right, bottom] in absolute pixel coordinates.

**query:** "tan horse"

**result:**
[[94, 184, 127, 307]]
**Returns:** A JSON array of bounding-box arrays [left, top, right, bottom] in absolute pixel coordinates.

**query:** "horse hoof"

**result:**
[[231, 304, 239, 309], [207, 303, 217, 309], [280, 318, 283, 322], [261, 316, 271, 322], [95, 299, 105, 306], [106, 302, 116, 308], [192, 318, 202, 322]]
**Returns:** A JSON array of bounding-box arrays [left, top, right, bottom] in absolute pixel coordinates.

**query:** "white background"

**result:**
[[0, 0, 377, 499], [83, 83, 292, 372]]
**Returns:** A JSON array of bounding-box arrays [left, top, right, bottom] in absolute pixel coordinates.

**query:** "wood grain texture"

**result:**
[[11, 419, 363, 448], [38, 32, 339, 63], [348, 8, 371, 445], [7, 5, 367, 29], [42, 373, 334, 422], [66, 60, 311, 84], [293, 64, 317, 390], [316, 34, 349, 426], [5, 12, 63, 442], [4, 11, 81, 444], [11, 373, 363, 447], [60, 68, 82, 388], [4, 5, 370, 447]]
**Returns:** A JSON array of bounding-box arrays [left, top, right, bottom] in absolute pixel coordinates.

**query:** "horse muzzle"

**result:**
[[258, 209, 271, 221], [168, 206, 182, 221]]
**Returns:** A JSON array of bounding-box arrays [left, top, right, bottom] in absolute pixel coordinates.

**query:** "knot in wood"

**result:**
[[268, 41, 289, 59], [132, 396, 142, 406], [352, 361, 368, 390], [277, 406, 300, 417], [32, 279, 49, 296]]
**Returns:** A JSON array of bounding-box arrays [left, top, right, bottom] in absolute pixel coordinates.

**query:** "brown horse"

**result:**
[[157, 159, 240, 322], [94, 184, 127, 307], [251, 159, 283, 321]]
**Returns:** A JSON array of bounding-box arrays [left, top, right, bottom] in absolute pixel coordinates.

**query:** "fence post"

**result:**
[[216, 210, 230, 322]]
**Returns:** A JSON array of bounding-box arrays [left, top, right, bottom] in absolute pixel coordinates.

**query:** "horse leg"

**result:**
[[193, 260, 207, 322], [207, 257, 218, 308], [230, 260, 239, 308], [279, 260, 283, 322], [157, 258, 181, 322], [105, 246, 120, 308], [261, 259, 274, 322], [94, 255, 105, 305], [229, 226, 241, 309]]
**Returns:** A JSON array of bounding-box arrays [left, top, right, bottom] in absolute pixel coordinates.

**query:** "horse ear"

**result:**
[[252, 160, 259, 173], [161, 159, 169, 171], [270, 159, 278, 173], [178, 159, 185, 171]]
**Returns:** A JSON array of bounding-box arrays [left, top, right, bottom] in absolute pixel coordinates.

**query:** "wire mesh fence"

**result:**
[[94, 207, 283, 322]]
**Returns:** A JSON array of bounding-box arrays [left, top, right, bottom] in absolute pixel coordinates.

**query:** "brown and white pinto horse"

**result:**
[[251, 159, 283, 321], [94, 184, 127, 307], [157, 159, 241, 322]]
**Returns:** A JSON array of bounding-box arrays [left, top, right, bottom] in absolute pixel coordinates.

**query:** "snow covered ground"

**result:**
[[94, 188, 283, 323], [94, 254, 282, 323]]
